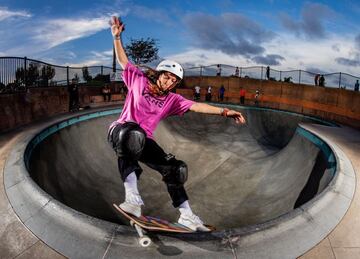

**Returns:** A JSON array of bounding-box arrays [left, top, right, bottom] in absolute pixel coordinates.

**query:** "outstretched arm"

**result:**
[[110, 16, 128, 69], [189, 102, 246, 124]]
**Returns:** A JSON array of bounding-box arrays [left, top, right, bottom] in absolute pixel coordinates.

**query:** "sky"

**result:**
[[0, 0, 360, 76]]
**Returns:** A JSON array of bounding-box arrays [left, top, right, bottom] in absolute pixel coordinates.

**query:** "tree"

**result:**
[[125, 38, 159, 65], [40, 65, 55, 86], [82, 66, 92, 82], [15, 62, 40, 86]]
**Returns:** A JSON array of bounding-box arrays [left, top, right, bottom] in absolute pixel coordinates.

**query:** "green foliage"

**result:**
[[125, 38, 159, 65], [15, 62, 40, 86], [40, 65, 56, 86], [82, 67, 92, 82]]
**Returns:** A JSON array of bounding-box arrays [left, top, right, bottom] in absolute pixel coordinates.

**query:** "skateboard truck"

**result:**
[[130, 220, 152, 247]]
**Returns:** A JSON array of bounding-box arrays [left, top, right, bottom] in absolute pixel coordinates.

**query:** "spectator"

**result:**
[[218, 85, 225, 102], [355, 80, 359, 91], [205, 85, 212, 101], [216, 64, 221, 76], [319, 75, 325, 87], [68, 78, 79, 112], [240, 87, 246, 104], [314, 74, 320, 86], [254, 90, 260, 106], [266, 66, 270, 80], [194, 85, 201, 100], [102, 84, 112, 102], [235, 67, 239, 77]]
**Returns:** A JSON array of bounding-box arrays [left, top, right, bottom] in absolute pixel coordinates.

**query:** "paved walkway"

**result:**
[[0, 121, 359, 258], [300, 125, 360, 259]]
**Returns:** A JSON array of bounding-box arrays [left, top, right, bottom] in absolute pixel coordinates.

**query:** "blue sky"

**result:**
[[0, 0, 359, 76]]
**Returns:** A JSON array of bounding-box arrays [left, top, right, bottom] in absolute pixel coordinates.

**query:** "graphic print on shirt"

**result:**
[[142, 87, 168, 108]]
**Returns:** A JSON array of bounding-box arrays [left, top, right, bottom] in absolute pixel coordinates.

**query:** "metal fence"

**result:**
[[1, 57, 359, 94], [0, 56, 122, 94], [186, 64, 360, 90]]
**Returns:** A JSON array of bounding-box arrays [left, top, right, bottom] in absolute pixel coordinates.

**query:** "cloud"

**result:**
[[63, 50, 114, 67], [355, 34, 360, 50], [183, 12, 275, 57], [31, 17, 110, 49], [335, 57, 360, 67], [279, 3, 333, 39], [334, 34, 360, 67], [251, 54, 285, 65], [0, 6, 31, 21], [130, 5, 174, 25]]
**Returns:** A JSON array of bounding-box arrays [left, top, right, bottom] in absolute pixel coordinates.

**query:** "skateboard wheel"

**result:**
[[130, 220, 135, 227], [139, 236, 151, 247]]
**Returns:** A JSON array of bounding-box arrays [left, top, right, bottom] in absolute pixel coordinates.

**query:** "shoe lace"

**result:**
[[187, 213, 203, 224], [126, 192, 144, 206]]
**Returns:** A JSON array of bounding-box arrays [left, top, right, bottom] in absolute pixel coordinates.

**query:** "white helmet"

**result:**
[[156, 60, 184, 79]]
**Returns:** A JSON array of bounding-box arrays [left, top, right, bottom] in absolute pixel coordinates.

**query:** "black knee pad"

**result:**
[[163, 158, 188, 187], [112, 122, 146, 160]]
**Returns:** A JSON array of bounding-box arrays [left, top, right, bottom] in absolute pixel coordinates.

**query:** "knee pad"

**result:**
[[163, 159, 188, 187], [113, 122, 146, 160]]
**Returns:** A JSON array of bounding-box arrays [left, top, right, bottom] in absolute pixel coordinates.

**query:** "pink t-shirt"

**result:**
[[110, 62, 195, 139]]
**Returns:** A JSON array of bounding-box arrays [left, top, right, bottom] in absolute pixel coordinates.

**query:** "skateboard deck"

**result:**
[[113, 204, 215, 247]]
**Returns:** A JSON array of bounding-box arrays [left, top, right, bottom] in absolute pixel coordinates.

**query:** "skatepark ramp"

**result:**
[[4, 105, 354, 258], [27, 107, 335, 228]]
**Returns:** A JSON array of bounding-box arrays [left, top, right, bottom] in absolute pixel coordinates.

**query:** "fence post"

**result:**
[[280, 71, 282, 81], [339, 72, 342, 88], [24, 56, 27, 87], [299, 70, 301, 84], [101, 65, 103, 75], [240, 67, 242, 78], [261, 66, 263, 80], [67, 66, 69, 86]]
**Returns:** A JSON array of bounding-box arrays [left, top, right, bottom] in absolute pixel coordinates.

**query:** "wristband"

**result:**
[[113, 35, 120, 40], [220, 108, 230, 117]]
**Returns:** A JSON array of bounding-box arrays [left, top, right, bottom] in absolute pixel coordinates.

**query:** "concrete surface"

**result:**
[[0, 105, 358, 258]]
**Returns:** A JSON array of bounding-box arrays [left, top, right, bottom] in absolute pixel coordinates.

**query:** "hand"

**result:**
[[225, 109, 246, 124], [110, 16, 125, 37]]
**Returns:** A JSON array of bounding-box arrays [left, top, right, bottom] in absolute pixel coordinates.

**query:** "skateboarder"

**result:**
[[108, 16, 246, 232]]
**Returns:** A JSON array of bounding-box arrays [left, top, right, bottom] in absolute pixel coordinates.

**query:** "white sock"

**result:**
[[124, 172, 140, 196], [179, 200, 193, 215]]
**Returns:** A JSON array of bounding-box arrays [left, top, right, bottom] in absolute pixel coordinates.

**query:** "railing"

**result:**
[[1, 57, 359, 94], [185, 64, 360, 91], [0, 56, 122, 94]]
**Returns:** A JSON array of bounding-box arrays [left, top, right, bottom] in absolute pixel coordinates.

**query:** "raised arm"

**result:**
[[110, 16, 128, 69], [189, 102, 246, 124]]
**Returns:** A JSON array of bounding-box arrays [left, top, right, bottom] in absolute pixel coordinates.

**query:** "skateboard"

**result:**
[[113, 204, 215, 247]]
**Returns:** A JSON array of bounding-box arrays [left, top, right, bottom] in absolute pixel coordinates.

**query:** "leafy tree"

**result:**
[[15, 62, 40, 86], [82, 66, 92, 82], [40, 65, 56, 86], [125, 38, 159, 65]]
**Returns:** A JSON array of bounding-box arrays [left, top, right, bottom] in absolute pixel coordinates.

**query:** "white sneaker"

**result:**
[[119, 192, 144, 218], [178, 212, 210, 232]]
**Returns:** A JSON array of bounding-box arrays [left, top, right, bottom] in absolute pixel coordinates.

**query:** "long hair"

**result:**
[[139, 65, 160, 86]]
